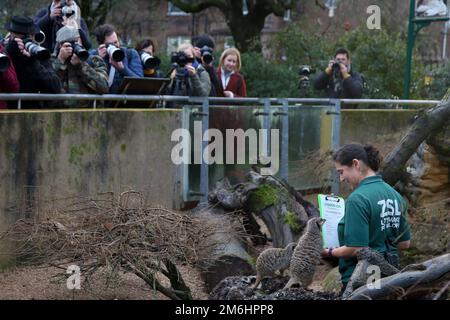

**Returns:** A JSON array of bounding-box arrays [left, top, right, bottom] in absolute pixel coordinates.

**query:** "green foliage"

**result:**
[[240, 52, 299, 98], [421, 62, 450, 100], [283, 211, 302, 233], [336, 28, 426, 99], [246, 184, 279, 213]]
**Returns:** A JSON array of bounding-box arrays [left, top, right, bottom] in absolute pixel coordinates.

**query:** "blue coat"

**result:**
[[89, 47, 144, 94]]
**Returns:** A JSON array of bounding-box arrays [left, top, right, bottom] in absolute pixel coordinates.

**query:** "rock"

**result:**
[[209, 275, 340, 300], [321, 267, 342, 294]]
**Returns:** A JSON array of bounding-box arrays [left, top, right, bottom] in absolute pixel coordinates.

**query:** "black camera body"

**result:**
[[60, 1, 75, 18], [69, 42, 89, 61], [298, 65, 315, 88], [171, 51, 194, 68], [332, 58, 344, 78], [23, 38, 51, 60], [200, 45, 213, 65]]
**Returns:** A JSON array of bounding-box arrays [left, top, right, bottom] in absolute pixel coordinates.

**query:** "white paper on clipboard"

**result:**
[[318, 194, 345, 248]]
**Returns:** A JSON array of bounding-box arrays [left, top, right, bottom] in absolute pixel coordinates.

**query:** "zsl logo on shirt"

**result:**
[[377, 199, 402, 231]]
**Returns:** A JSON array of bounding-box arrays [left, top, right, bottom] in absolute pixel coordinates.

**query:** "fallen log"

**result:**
[[347, 253, 450, 300]]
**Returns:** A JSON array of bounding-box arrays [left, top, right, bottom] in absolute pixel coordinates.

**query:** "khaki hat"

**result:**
[[56, 26, 80, 43]]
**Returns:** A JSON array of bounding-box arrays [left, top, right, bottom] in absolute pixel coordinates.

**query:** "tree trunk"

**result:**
[[380, 100, 450, 186], [192, 206, 255, 293]]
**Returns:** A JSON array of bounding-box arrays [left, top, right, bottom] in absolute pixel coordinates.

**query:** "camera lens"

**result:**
[[107, 44, 125, 62], [24, 39, 51, 60], [141, 52, 160, 69], [72, 43, 89, 61]]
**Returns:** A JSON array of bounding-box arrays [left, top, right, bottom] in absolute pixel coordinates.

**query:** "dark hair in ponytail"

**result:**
[[333, 143, 382, 171]]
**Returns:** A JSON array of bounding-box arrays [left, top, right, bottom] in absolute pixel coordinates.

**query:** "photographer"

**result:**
[[0, 43, 20, 109], [167, 43, 211, 97], [91, 24, 143, 94], [192, 35, 223, 97], [313, 48, 363, 100], [135, 38, 163, 78], [35, 0, 92, 51], [52, 26, 108, 107], [4, 16, 61, 108]]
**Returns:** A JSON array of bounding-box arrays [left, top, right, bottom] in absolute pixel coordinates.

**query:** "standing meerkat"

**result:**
[[284, 217, 326, 289], [251, 242, 297, 290]]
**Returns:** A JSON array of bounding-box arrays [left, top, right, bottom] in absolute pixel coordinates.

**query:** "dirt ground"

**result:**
[[0, 264, 209, 300]]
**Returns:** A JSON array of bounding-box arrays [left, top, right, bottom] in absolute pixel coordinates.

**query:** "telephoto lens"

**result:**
[[140, 52, 160, 69], [72, 42, 89, 61], [106, 44, 125, 62], [24, 39, 51, 60], [34, 31, 46, 45], [0, 53, 10, 72]]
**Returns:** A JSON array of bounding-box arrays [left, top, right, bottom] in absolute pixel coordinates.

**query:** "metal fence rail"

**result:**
[[0, 94, 441, 202]]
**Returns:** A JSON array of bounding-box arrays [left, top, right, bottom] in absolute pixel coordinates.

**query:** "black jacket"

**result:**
[[34, 5, 92, 52], [313, 69, 363, 99], [6, 41, 61, 108]]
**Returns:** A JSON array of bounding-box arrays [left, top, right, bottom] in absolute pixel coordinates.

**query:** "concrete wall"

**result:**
[[0, 109, 183, 230]]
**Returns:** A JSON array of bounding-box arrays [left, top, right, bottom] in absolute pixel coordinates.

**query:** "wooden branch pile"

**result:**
[[0, 191, 245, 300]]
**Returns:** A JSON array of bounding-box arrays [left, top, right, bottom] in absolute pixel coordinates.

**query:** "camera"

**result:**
[[0, 53, 10, 73], [200, 45, 213, 65], [140, 52, 160, 69], [298, 65, 315, 88], [170, 51, 195, 68], [332, 58, 343, 77], [60, 1, 75, 18], [70, 42, 89, 61], [106, 43, 125, 62], [24, 38, 51, 60]]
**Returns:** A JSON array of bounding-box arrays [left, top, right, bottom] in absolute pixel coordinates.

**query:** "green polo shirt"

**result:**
[[337, 175, 411, 284]]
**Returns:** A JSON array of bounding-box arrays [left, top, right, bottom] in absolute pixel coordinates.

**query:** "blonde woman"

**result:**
[[217, 47, 247, 97]]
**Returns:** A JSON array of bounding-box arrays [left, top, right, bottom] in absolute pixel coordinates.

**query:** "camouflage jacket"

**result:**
[[52, 55, 108, 107]]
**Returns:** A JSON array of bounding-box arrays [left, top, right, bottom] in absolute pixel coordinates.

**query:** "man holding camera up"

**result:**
[[313, 48, 363, 100], [35, 0, 92, 52], [52, 26, 108, 107], [3, 16, 61, 108], [91, 24, 143, 94], [192, 35, 223, 97]]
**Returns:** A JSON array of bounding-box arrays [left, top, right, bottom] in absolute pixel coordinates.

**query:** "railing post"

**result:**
[[277, 99, 289, 181], [330, 99, 341, 195]]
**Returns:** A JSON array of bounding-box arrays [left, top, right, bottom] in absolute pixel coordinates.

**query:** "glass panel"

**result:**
[[183, 104, 336, 202]]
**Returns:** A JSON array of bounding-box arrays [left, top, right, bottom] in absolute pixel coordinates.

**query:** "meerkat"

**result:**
[[251, 242, 297, 290], [284, 217, 326, 289]]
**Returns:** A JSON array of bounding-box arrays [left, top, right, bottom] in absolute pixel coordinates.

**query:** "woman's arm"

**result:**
[[397, 240, 410, 250], [322, 246, 365, 259]]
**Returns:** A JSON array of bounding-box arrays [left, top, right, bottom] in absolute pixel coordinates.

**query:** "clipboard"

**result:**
[[318, 194, 345, 248], [114, 77, 170, 108]]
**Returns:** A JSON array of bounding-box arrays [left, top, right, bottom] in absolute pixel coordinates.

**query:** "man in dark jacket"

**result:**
[[4, 16, 61, 108], [34, 0, 92, 52], [313, 48, 363, 100], [90, 24, 143, 94]]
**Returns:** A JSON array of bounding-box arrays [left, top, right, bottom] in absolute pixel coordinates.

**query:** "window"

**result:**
[[283, 9, 292, 22], [168, 2, 189, 16], [166, 36, 191, 54]]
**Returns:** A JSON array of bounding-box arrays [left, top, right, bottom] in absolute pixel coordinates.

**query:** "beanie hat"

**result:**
[[192, 35, 215, 50], [56, 26, 80, 43]]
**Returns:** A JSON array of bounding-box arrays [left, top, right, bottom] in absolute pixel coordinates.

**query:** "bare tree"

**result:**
[[167, 0, 296, 52]]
